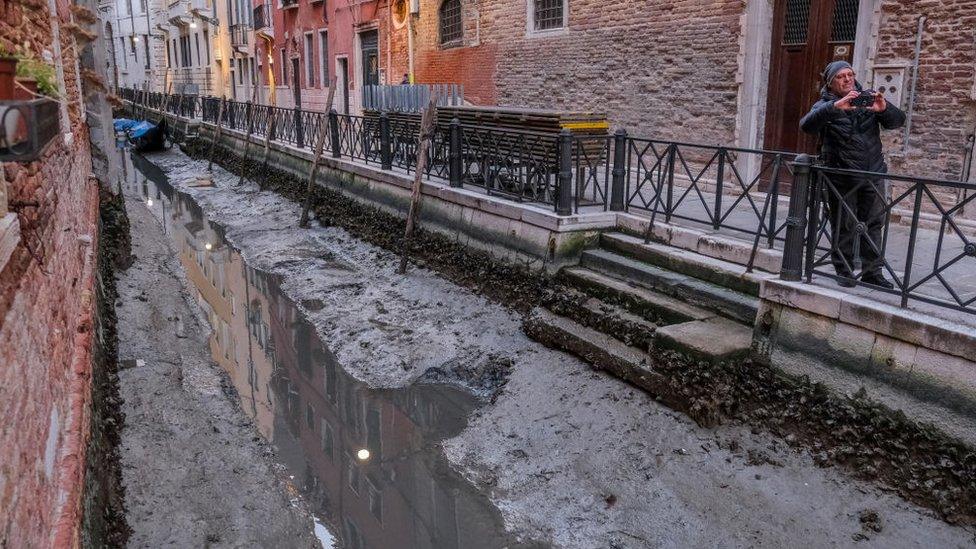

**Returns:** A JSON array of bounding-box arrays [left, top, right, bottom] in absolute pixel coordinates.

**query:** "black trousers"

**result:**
[[822, 175, 887, 276]]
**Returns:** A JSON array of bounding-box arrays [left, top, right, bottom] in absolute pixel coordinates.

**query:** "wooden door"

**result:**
[[763, 0, 859, 154]]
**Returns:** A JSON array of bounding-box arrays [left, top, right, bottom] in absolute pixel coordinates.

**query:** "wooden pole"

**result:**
[[236, 86, 261, 186], [298, 75, 339, 228], [397, 97, 438, 275], [207, 96, 226, 174]]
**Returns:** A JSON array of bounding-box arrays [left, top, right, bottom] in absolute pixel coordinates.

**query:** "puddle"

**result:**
[[122, 150, 548, 549]]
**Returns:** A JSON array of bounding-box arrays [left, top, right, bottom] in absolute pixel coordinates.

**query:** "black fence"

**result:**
[[119, 88, 976, 316], [779, 157, 976, 315]]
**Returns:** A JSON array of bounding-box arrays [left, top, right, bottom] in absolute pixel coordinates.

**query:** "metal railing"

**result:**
[[229, 24, 250, 47], [781, 156, 976, 315], [253, 4, 272, 33], [120, 88, 976, 315]]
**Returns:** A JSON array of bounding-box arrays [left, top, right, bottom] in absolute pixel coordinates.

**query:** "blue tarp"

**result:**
[[128, 121, 156, 139], [113, 118, 139, 132]]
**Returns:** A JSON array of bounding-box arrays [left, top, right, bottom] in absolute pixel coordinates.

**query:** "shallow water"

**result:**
[[122, 150, 547, 549]]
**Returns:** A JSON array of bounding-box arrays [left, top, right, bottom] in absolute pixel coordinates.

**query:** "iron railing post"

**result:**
[[329, 109, 341, 158], [449, 118, 463, 188], [379, 112, 392, 170], [713, 148, 726, 230], [804, 168, 824, 283], [294, 106, 304, 148], [780, 154, 815, 281], [610, 129, 627, 211], [557, 129, 573, 215]]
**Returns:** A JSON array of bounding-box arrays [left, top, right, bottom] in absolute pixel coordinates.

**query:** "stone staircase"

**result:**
[[526, 232, 768, 382]]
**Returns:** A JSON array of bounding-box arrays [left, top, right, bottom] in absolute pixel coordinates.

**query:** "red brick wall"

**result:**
[[0, 0, 101, 545], [875, 0, 976, 180]]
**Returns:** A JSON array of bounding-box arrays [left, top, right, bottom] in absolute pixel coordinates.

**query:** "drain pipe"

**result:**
[[902, 16, 926, 152]]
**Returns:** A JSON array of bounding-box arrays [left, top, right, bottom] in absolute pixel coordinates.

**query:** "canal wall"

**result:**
[[141, 104, 976, 443], [194, 122, 613, 272]]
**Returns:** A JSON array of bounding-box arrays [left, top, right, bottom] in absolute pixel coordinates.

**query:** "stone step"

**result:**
[[544, 289, 659, 352], [599, 232, 771, 297], [579, 248, 760, 324], [654, 317, 753, 364], [559, 267, 715, 325], [523, 308, 688, 413]]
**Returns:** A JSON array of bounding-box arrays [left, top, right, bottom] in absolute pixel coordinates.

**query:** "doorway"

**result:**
[[763, 0, 859, 154], [359, 30, 379, 108]]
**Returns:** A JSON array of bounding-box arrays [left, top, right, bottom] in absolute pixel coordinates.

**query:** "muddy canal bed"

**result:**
[[118, 147, 975, 548]]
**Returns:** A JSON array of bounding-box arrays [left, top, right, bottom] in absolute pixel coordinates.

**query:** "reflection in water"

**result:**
[[124, 152, 547, 549]]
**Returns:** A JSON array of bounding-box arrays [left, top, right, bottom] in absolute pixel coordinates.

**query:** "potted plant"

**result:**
[[0, 47, 60, 159]]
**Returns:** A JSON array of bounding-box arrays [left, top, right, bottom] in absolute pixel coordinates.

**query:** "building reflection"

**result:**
[[125, 152, 542, 549]]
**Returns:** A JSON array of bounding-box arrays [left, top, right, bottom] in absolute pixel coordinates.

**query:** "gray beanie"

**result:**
[[822, 60, 853, 87]]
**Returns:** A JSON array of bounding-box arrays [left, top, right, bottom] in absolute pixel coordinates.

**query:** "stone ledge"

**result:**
[[760, 278, 976, 363], [616, 212, 783, 273]]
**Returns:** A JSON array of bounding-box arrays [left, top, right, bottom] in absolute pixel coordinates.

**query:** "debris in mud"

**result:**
[[859, 509, 883, 533], [418, 353, 515, 398], [183, 138, 976, 526]]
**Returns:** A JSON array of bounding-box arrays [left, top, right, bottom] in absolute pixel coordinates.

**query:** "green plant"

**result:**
[[15, 54, 59, 98]]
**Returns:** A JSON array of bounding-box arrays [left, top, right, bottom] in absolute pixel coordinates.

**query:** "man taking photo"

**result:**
[[799, 60, 906, 289]]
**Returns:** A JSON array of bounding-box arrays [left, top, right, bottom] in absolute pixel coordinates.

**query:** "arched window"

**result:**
[[439, 0, 463, 45]]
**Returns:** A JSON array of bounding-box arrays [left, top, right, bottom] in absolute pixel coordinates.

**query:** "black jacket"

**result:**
[[799, 83, 906, 173]]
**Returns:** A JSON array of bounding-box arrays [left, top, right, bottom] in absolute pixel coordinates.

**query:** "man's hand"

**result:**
[[833, 90, 860, 111], [868, 91, 888, 113]]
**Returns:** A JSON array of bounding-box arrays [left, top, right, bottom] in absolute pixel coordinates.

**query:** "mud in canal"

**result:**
[[116, 145, 976, 548]]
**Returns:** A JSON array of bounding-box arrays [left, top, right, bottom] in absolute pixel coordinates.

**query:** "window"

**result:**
[[280, 48, 287, 84], [320, 420, 335, 460], [439, 0, 462, 44], [531, 0, 566, 32], [139, 0, 146, 12], [237, 59, 244, 84], [143, 35, 150, 68], [783, 0, 810, 46], [171, 39, 177, 67], [203, 31, 210, 65], [305, 403, 315, 430], [367, 479, 382, 522], [120, 38, 127, 68], [166, 40, 172, 68], [304, 32, 315, 87], [195, 33, 201, 66], [318, 30, 329, 85]]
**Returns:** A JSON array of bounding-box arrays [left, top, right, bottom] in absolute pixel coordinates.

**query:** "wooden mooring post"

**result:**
[[397, 97, 438, 275], [207, 96, 226, 174], [236, 87, 260, 186], [298, 75, 339, 228]]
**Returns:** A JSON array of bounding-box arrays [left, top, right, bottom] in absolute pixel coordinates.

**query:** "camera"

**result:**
[[851, 90, 877, 108]]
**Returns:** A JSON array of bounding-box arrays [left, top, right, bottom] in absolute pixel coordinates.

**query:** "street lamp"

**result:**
[[356, 448, 370, 461]]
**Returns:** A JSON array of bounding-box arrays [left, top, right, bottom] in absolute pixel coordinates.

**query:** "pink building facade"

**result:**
[[254, 0, 384, 114]]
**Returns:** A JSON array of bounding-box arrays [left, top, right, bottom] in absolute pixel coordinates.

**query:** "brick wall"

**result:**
[[874, 0, 976, 180], [388, 0, 745, 142], [0, 0, 102, 545], [388, 0, 976, 181]]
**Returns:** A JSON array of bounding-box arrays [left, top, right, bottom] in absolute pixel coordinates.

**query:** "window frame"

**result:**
[[526, 0, 568, 36], [438, 0, 463, 46], [318, 29, 329, 87], [304, 31, 315, 87]]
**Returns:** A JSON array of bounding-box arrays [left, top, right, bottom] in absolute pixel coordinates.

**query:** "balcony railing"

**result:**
[[229, 24, 250, 47], [253, 4, 272, 35], [282, 0, 298, 9]]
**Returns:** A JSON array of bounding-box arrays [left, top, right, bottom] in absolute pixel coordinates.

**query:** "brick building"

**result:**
[[380, 0, 976, 182], [0, 0, 118, 544]]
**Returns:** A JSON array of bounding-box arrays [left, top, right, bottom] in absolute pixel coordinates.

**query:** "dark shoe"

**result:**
[[861, 271, 894, 289], [835, 270, 857, 288]]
